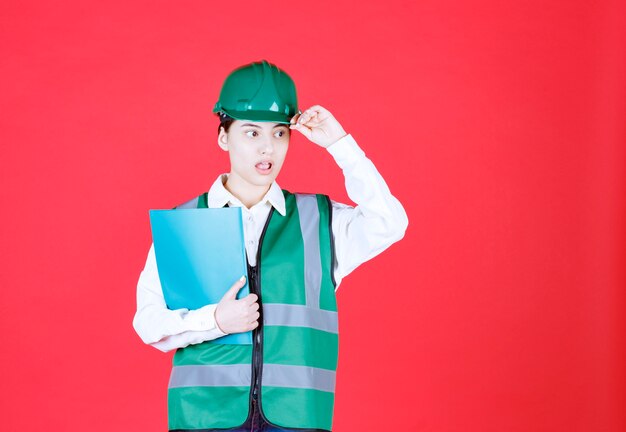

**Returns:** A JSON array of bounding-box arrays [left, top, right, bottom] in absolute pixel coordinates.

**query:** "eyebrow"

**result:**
[[240, 123, 287, 129]]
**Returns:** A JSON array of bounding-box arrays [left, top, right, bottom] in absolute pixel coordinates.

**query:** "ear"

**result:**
[[217, 126, 229, 151]]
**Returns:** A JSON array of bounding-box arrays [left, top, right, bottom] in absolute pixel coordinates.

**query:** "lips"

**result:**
[[255, 160, 273, 175]]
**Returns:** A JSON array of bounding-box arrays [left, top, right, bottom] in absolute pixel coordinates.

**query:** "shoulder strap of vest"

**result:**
[[172, 192, 209, 209], [286, 189, 337, 288], [283, 189, 330, 202], [324, 193, 337, 288]]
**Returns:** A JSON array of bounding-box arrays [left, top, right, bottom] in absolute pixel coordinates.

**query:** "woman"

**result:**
[[133, 59, 408, 431]]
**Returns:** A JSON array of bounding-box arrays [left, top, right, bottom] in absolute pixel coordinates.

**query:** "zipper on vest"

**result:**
[[249, 263, 261, 401], [247, 207, 274, 417]]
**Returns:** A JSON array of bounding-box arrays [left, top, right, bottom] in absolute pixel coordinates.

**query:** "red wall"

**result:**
[[1, 1, 624, 431]]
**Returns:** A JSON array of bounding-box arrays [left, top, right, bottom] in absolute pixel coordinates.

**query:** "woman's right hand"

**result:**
[[214, 276, 260, 334]]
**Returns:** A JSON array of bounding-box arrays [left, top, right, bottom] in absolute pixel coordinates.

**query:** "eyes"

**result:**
[[245, 129, 288, 139]]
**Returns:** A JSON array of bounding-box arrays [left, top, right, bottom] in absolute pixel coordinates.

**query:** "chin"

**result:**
[[255, 169, 281, 184], [257, 176, 277, 186], [247, 174, 276, 187]]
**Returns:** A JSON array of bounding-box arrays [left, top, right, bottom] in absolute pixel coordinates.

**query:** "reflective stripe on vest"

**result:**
[[169, 364, 252, 388], [167, 190, 338, 432], [169, 364, 335, 393], [295, 194, 323, 308], [174, 197, 198, 209], [262, 304, 338, 333]]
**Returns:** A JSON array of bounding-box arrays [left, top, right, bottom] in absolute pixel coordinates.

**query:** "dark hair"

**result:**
[[217, 112, 235, 134], [216, 111, 291, 136]]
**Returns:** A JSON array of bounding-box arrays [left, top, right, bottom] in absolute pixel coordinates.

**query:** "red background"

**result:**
[[1, 1, 624, 431]]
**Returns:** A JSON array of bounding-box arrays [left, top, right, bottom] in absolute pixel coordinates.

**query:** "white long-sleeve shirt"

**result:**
[[133, 133, 408, 352]]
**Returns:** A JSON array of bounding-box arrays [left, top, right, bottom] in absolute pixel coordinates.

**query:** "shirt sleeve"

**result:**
[[132, 243, 228, 352], [326, 133, 409, 288]]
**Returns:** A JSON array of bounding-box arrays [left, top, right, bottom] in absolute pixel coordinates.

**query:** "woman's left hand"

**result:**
[[289, 105, 348, 148]]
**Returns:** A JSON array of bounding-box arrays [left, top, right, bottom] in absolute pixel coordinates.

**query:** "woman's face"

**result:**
[[218, 119, 290, 190]]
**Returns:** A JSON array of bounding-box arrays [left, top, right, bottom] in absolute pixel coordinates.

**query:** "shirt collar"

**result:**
[[207, 173, 286, 216]]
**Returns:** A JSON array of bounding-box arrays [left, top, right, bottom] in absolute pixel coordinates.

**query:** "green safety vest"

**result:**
[[167, 189, 339, 431]]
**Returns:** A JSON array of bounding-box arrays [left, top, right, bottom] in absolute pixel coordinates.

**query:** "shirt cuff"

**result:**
[[326, 133, 366, 168], [213, 306, 228, 336], [184, 304, 227, 335]]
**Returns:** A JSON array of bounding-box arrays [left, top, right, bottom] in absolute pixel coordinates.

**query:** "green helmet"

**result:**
[[212, 59, 299, 124]]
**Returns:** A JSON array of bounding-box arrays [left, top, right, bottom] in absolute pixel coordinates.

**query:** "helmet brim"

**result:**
[[215, 107, 295, 124]]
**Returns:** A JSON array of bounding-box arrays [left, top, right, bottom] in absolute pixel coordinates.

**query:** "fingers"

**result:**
[[240, 307, 260, 332], [215, 278, 262, 333], [300, 105, 329, 123], [243, 297, 260, 330], [244, 292, 258, 304], [290, 113, 309, 130], [297, 110, 320, 125], [242, 294, 259, 320], [291, 105, 329, 126], [289, 121, 313, 139], [241, 312, 261, 331], [301, 105, 329, 118], [222, 276, 247, 301], [307, 104, 328, 113]]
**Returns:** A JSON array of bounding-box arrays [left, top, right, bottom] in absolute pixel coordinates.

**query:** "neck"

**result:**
[[224, 173, 271, 209]]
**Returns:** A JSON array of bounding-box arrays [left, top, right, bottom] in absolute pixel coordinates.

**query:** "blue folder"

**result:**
[[149, 207, 252, 344]]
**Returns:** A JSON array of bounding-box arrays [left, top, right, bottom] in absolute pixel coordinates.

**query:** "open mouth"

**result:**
[[255, 161, 273, 174]]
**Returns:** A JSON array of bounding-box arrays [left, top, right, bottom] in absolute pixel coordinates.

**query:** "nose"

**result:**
[[260, 137, 274, 155]]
